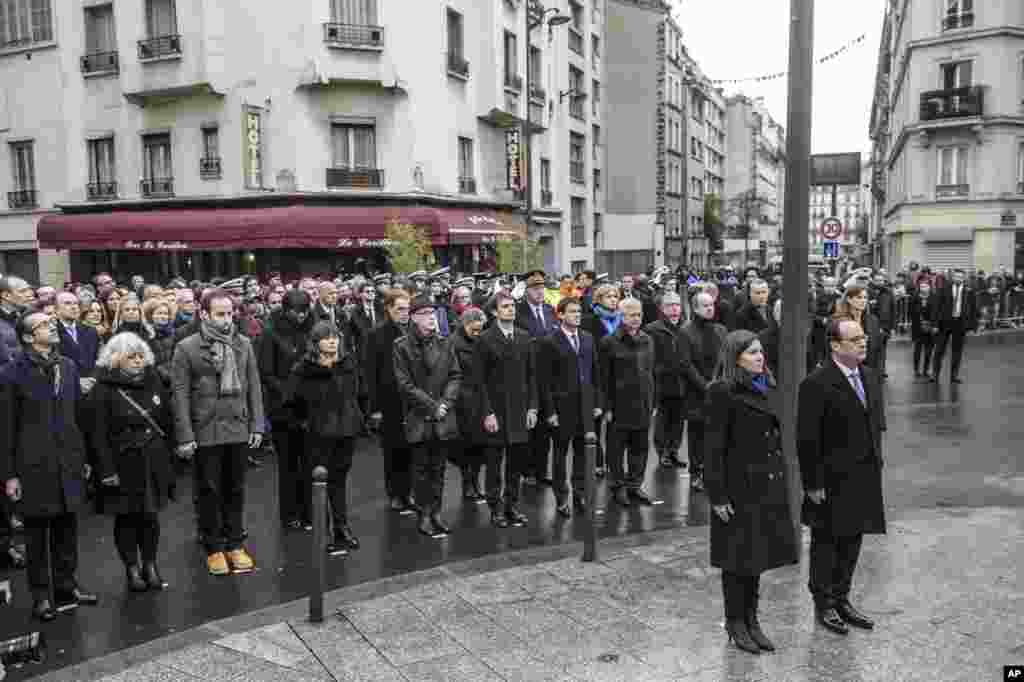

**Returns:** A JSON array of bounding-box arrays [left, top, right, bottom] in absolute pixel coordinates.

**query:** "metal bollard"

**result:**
[[309, 465, 328, 623], [581, 431, 599, 563]]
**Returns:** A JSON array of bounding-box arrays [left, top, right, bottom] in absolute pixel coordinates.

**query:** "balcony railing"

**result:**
[[326, 167, 384, 189], [569, 94, 585, 120], [200, 156, 222, 179], [447, 52, 469, 78], [529, 84, 545, 102], [80, 51, 119, 74], [540, 189, 553, 207], [504, 73, 523, 92], [919, 86, 983, 121], [140, 178, 174, 197], [458, 177, 476, 194], [322, 22, 384, 48], [7, 189, 37, 209], [86, 182, 118, 200], [942, 11, 973, 30], [570, 223, 586, 247], [935, 183, 969, 198], [138, 34, 182, 60], [568, 28, 583, 56], [570, 161, 585, 184]]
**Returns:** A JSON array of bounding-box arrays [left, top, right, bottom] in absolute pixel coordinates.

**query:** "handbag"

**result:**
[[117, 389, 168, 440]]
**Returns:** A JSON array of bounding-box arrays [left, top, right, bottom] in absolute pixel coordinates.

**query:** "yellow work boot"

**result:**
[[207, 552, 230, 576], [226, 548, 255, 574]]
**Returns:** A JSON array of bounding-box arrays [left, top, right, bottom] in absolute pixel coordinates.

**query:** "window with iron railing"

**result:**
[[0, 0, 53, 48], [326, 0, 382, 47], [141, 133, 173, 197], [571, 197, 586, 247], [457, 137, 475, 194], [200, 126, 221, 179], [82, 4, 117, 74], [540, 158, 552, 206], [87, 137, 117, 200], [329, 123, 382, 188], [9, 140, 36, 208], [140, 0, 180, 59], [570, 133, 585, 184], [942, 0, 973, 30], [446, 8, 468, 78], [936, 146, 968, 197]]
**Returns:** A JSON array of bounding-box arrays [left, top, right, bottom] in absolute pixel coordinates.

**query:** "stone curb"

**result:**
[[29, 525, 704, 682]]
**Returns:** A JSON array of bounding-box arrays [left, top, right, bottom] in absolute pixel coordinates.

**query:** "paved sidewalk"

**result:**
[[28, 505, 1021, 682]]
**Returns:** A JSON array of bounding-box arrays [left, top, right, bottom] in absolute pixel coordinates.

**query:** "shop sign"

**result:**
[[336, 238, 394, 248], [505, 129, 521, 191], [244, 106, 264, 189], [467, 214, 501, 226], [124, 240, 190, 250]]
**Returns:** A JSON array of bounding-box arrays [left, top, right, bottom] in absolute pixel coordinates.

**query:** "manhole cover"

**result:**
[[597, 653, 620, 663]]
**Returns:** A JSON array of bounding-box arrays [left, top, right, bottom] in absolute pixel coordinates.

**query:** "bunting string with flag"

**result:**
[[710, 33, 867, 85]]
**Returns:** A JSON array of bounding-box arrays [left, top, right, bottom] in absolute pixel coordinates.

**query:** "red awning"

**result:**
[[37, 204, 525, 251]]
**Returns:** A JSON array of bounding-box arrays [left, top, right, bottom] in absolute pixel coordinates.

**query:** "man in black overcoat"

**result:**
[[600, 298, 655, 507], [474, 292, 538, 528], [930, 268, 978, 384], [514, 271, 556, 485], [364, 290, 414, 512], [0, 312, 98, 621], [535, 297, 601, 517], [645, 291, 690, 469], [347, 281, 383, 359], [733, 280, 772, 334], [798, 318, 887, 636], [681, 291, 726, 491]]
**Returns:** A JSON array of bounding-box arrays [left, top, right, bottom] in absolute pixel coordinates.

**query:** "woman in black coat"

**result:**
[[142, 298, 176, 387], [831, 284, 884, 371], [907, 279, 938, 377], [579, 284, 622, 476], [704, 329, 798, 655], [83, 332, 176, 592], [449, 307, 486, 501], [681, 290, 727, 491], [284, 322, 364, 554]]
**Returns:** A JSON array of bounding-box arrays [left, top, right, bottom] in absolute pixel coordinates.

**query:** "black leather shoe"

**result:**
[[660, 454, 675, 468], [505, 506, 527, 527], [491, 509, 509, 528], [338, 525, 360, 550], [613, 487, 631, 507], [10, 514, 23, 532], [142, 562, 167, 591], [630, 489, 654, 505], [126, 564, 148, 592], [417, 514, 435, 536], [816, 608, 849, 634], [429, 513, 451, 535], [690, 474, 705, 492], [836, 601, 874, 630], [670, 455, 688, 469], [62, 588, 99, 606], [32, 599, 56, 622], [725, 619, 760, 654], [404, 497, 422, 515], [556, 502, 572, 518], [745, 610, 775, 651], [390, 497, 406, 511], [927, 375, 937, 383], [950, 376, 962, 384], [5, 544, 26, 569]]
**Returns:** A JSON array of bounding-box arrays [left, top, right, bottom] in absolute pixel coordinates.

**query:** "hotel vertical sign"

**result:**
[[244, 106, 264, 189]]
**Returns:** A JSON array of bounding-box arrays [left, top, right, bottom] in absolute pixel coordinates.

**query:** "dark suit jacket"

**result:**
[[58, 322, 100, 377], [472, 325, 538, 446], [734, 303, 771, 334], [797, 359, 887, 536], [347, 302, 383, 355], [933, 282, 978, 330], [536, 328, 600, 440], [515, 300, 556, 338]]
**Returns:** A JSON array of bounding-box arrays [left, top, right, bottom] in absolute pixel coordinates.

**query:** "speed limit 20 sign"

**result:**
[[819, 217, 843, 241]]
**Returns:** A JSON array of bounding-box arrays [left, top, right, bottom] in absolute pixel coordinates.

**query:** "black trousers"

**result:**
[[527, 422, 552, 480], [195, 443, 248, 553], [607, 425, 649, 490], [809, 528, 863, 610], [877, 333, 890, 373], [912, 335, 935, 374], [553, 434, 586, 502], [686, 419, 705, 474], [24, 513, 78, 600], [457, 441, 486, 474], [653, 398, 685, 456], [412, 440, 448, 512], [721, 571, 761, 620], [932, 320, 967, 379], [486, 443, 528, 508], [113, 513, 160, 564], [309, 436, 355, 527], [384, 444, 414, 500], [273, 419, 309, 524]]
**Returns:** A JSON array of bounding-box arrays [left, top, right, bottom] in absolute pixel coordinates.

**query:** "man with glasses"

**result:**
[[798, 318, 887, 636], [0, 312, 97, 620], [55, 293, 99, 394], [931, 268, 978, 384], [645, 291, 690, 469], [515, 271, 556, 485], [393, 295, 462, 536], [0, 276, 33, 366]]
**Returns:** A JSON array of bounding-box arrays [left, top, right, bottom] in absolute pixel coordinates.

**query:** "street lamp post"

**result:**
[[524, 1, 570, 271]]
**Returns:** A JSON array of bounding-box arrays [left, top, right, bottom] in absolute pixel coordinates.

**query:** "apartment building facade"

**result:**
[[869, 0, 1024, 274], [723, 94, 786, 268], [0, 0, 603, 285]]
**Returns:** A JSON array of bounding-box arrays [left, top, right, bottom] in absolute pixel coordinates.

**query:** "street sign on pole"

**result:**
[[823, 240, 840, 258], [819, 217, 843, 241]]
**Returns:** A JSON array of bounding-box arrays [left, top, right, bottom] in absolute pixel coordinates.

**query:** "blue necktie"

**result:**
[[849, 370, 866, 407]]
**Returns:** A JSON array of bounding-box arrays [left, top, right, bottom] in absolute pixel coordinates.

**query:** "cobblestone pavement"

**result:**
[[77, 505, 1021, 682]]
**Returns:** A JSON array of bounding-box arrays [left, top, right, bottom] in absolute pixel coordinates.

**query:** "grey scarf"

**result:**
[[201, 321, 242, 396]]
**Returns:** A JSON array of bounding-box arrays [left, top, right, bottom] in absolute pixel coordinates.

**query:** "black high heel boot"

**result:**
[[142, 562, 167, 591], [126, 564, 148, 592], [745, 579, 774, 651], [725, 620, 760, 654]]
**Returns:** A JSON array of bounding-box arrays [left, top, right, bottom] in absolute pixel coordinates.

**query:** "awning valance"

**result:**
[[37, 205, 525, 251]]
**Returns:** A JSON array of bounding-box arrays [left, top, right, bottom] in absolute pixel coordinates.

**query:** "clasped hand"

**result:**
[[712, 502, 734, 523]]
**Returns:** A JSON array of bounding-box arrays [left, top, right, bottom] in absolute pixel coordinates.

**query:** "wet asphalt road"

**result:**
[[2, 336, 1021, 679]]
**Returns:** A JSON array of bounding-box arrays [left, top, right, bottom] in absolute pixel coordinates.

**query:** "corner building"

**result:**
[[0, 0, 605, 284]]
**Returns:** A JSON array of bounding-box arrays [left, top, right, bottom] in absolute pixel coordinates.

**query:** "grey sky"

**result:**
[[673, 0, 886, 155]]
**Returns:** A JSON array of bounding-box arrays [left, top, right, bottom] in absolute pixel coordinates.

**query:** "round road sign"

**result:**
[[819, 217, 843, 241]]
